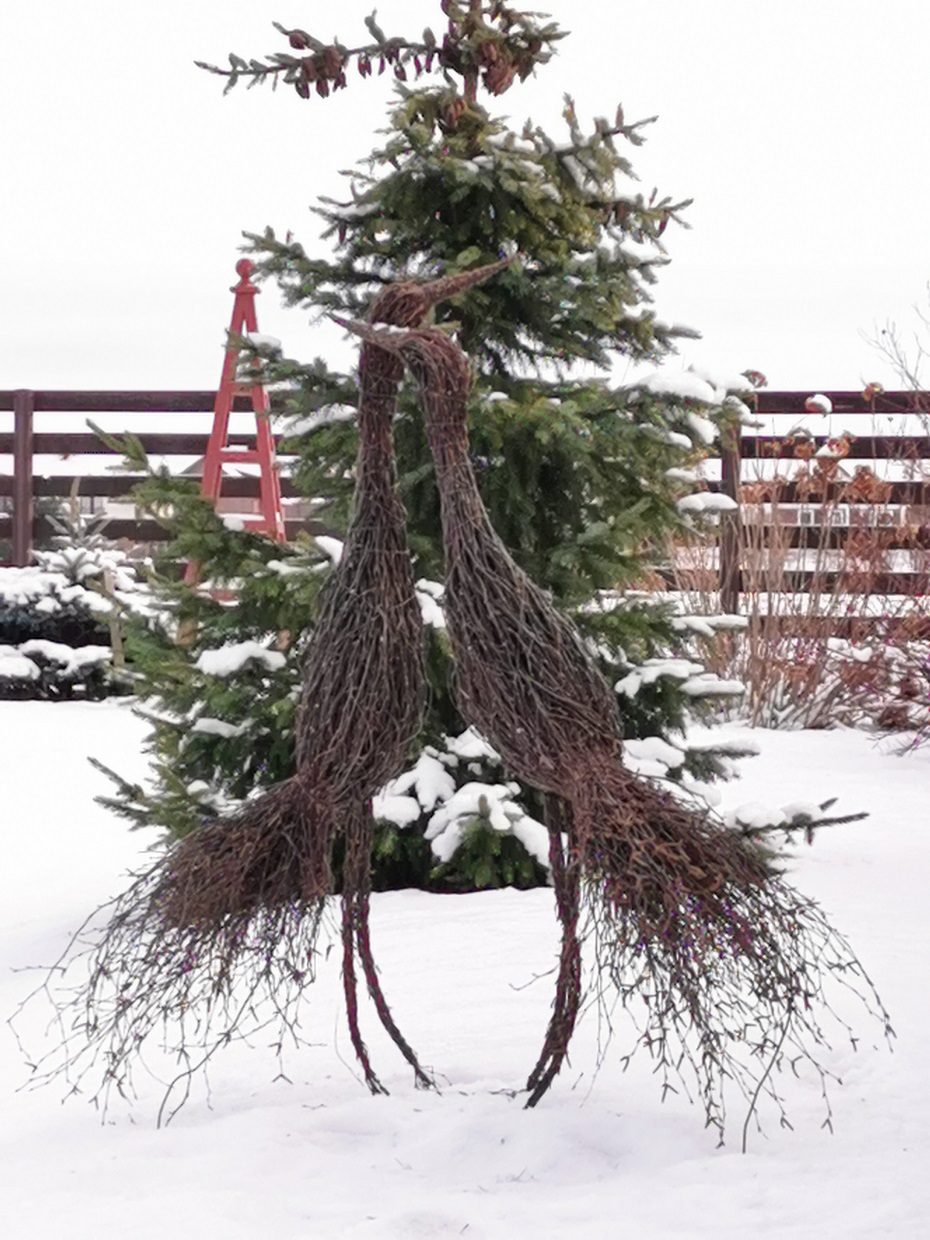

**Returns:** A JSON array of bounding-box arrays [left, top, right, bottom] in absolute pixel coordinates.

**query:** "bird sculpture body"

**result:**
[[59, 264, 508, 1111], [336, 319, 876, 1121]]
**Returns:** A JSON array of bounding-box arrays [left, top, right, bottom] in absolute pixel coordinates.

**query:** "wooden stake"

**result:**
[[102, 568, 126, 671]]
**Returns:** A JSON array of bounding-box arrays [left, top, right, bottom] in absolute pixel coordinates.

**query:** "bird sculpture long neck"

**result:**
[[410, 345, 489, 549], [336, 257, 512, 543], [350, 344, 405, 537], [425, 412, 480, 524]]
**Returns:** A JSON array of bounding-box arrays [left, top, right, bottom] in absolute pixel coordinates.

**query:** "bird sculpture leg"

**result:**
[[525, 795, 583, 1105], [354, 814, 434, 1089], [340, 808, 389, 1094]]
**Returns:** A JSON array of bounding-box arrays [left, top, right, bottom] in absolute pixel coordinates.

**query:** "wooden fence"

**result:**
[[0, 389, 315, 565], [3, 389, 930, 620], [714, 389, 930, 615]]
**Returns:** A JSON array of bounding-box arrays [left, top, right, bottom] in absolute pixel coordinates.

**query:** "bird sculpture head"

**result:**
[[365, 257, 511, 329], [334, 318, 472, 422]]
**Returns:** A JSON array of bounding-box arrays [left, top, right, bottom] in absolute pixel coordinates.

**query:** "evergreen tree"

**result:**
[[99, 2, 761, 887]]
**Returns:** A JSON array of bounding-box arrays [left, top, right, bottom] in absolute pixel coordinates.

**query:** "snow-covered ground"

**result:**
[[2, 701, 928, 1239]]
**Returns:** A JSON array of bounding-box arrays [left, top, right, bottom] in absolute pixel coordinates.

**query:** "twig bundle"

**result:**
[[347, 320, 891, 1136]]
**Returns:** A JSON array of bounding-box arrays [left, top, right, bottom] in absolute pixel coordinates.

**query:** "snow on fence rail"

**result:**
[[2, 390, 930, 629]]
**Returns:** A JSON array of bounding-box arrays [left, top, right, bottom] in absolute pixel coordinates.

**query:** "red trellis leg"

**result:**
[[185, 258, 286, 585], [250, 379, 286, 541]]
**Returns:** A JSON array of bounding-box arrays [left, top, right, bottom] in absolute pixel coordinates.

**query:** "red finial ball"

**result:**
[[236, 258, 255, 279]]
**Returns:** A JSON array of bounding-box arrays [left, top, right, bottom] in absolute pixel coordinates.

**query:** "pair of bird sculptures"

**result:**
[[69, 261, 883, 1130]]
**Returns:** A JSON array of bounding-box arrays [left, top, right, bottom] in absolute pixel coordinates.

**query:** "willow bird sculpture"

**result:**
[[286, 258, 509, 1094], [336, 318, 890, 1136], [27, 262, 506, 1118]]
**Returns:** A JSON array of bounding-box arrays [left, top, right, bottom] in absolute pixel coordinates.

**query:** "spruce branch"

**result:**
[[736, 800, 870, 845], [86, 420, 151, 475], [196, 4, 566, 104]]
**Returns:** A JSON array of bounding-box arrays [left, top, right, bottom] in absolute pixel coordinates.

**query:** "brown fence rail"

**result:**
[[714, 389, 930, 613], [0, 389, 318, 565], [3, 391, 930, 619]]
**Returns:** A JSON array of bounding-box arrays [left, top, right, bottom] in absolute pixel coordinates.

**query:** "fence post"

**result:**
[[719, 422, 741, 614], [12, 389, 35, 567]]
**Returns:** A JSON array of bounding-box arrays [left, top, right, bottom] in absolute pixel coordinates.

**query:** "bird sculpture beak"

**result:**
[[332, 255, 513, 344], [418, 256, 512, 310], [330, 315, 414, 352]]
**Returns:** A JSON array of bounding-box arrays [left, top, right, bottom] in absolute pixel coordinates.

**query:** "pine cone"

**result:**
[[484, 57, 517, 95], [322, 45, 345, 78], [442, 96, 467, 130]]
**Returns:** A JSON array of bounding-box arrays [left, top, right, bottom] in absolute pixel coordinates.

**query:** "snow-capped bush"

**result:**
[[0, 507, 147, 700], [372, 730, 549, 891]]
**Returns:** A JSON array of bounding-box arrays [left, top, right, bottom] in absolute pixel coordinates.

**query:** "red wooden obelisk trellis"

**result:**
[[186, 258, 286, 583]]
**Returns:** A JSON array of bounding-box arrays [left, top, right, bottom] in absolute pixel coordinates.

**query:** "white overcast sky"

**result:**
[[4, 0, 930, 393]]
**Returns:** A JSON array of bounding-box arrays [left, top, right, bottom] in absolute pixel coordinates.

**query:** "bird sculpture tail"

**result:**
[[532, 756, 890, 1135]]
